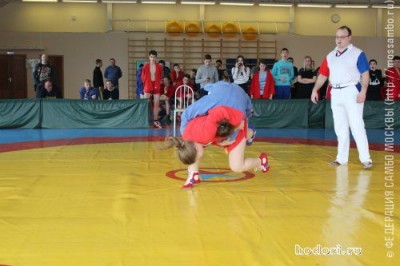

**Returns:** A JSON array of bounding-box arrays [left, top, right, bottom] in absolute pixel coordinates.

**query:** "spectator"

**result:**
[[288, 57, 298, 97], [38, 79, 62, 99], [367, 59, 384, 101], [33, 54, 56, 98], [385, 55, 400, 101], [296, 56, 317, 99], [231, 55, 251, 94], [249, 59, 275, 99], [176, 74, 195, 106], [170, 63, 185, 87], [136, 64, 144, 99], [79, 79, 100, 100], [195, 54, 219, 98], [93, 59, 104, 99], [271, 48, 294, 99], [103, 80, 119, 100], [159, 60, 170, 77], [104, 58, 122, 90], [216, 59, 227, 81], [160, 76, 175, 123]]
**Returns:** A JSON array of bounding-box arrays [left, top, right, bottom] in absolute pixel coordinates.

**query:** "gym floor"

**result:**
[[0, 128, 398, 266]]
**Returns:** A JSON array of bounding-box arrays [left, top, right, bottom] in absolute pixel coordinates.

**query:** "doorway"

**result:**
[[0, 54, 27, 99]]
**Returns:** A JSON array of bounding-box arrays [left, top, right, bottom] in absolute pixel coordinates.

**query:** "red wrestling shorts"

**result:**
[[144, 81, 161, 94]]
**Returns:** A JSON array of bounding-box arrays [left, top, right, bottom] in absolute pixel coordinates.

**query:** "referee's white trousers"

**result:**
[[331, 86, 372, 164]]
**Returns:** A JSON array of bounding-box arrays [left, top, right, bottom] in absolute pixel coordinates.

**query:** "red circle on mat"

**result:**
[[166, 168, 255, 183]]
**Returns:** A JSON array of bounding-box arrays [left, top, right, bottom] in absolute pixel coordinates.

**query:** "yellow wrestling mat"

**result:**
[[0, 141, 398, 266]]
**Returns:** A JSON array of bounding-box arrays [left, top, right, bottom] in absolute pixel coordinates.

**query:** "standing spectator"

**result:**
[[79, 79, 100, 100], [38, 79, 62, 99], [296, 56, 317, 99], [367, 59, 384, 101], [385, 55, 400, 101], [216, 59, 227, 81], [249, 59, 275, 99], [195, 54, 219, 98], [33, 54, 56, 98], [311, 25, 372, 169], [141, 50, 163, 129], [288, 57, 298, 97], [104, 58, 122, 91], [158, 60, 170, 77], [103, 80, 119, 100], [136, 64, 144, 99], [271, 48, 294, 99], [231, 55, 250, 93], [170, 63, 185, 87], [93, 59, 104, 99]]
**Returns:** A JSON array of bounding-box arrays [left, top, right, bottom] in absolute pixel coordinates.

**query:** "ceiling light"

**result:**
[[102, 0, 137, 3], [220, 2, 254, 6], [335, 4, 369, 8], [141, 0, 176, 3], [63, 0, 98, 2], [259, 3, 293, 7], [371, 4, 400, 9], [181, 1, 214, 4], [297, 3, 332, 8], [22, 0, 58, 2]]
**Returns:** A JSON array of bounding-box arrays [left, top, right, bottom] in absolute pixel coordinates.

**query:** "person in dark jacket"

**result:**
[[33, 54, 56, 98]]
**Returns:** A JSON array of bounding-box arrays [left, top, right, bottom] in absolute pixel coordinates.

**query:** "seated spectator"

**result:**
[[79, 79, 100, 100], [39, 79, 62, 99], [295, 56, 317, 99], [160, 76, 175, 122], [249, 59, 275, 99], [103, 80, 119, 100], [189, 68, 200, 99], [171, 63, 185, 87], [175, 74, 194, 106]]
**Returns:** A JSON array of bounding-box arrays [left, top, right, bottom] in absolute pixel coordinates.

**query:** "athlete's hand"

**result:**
[[217, 139, 236, 146], [311, 90, 319, 104], [357, 92, 366, 103], [237, 120, 245, 130]]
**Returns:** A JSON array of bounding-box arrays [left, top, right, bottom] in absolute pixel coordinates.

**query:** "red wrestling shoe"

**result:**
[[181, 171, 200, 189], [259, 153, 270, 173]]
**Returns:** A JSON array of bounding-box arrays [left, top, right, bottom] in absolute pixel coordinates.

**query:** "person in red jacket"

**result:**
[[170, 63, 185, 87], [385, 56, 400, 101], [141, 50, 163, 128], [249, 59, 275, 99], [161, 105, 269, 189], [175, 74, 194, 107], [160, 76, 175, 122]]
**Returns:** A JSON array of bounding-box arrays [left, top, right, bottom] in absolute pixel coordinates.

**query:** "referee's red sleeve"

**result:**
[[318, 57, 329, 77]]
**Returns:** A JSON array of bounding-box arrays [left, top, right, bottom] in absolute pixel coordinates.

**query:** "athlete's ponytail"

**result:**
[[158, 136, 197, 165]]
